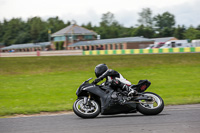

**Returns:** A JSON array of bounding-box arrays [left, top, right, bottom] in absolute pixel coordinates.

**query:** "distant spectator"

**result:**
[[100, 46, 104, 50], [9, 50, 15, 52]]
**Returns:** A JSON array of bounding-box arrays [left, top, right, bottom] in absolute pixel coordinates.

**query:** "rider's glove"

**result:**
[[92, 78, 101, 84]]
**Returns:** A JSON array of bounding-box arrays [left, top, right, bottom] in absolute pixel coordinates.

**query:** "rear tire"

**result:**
[[137, 92, 164, 115], [73, 97, 100, 118]]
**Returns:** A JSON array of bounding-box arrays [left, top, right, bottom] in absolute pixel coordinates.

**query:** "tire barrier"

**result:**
[[83, 47, 200, 55]]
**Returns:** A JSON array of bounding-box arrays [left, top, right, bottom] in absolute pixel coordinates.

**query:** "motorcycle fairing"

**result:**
[[77, 84, 138, 115], [77, 84, 113, 113]]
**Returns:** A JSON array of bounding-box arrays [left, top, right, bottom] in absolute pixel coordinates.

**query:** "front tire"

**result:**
[[73, 97, 100, 118], [137, 92, 164, 115]]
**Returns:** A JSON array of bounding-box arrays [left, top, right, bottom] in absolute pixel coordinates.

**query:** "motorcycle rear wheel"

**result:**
[[73, 97, 100, 118], [137, 92, 164, 115]]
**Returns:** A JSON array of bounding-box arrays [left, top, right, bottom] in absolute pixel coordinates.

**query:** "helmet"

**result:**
[[95, 64, 108, 78]]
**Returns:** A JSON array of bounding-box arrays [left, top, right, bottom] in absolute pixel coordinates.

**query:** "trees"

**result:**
[[2, 18, 27, 45], [81, 22, 94, 31], [0, 17, 70, 46], [96, 11, 134, 39], [0, 21, 4, 43], [0, 9, 200, 46], [136, 9, 177, 38], [138, 8, 153, 27], [153, 11, 175, 29], [131, 25, 154, 38], [100, 12, 116, 27], [152, 11, 176, 37], [173, 25, 186, 39], [27, 17, 47, 43], [97, 12, 122, 39], [184, 26, 200, 40], [47, 17, 66, 34]]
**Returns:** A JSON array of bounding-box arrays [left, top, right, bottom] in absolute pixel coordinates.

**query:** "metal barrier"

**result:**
[[83, 47, 200, 55], [1, 47, 199, 57]]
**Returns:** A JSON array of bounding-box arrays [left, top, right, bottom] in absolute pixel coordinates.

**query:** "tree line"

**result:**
[[0, 8, 200, 46]]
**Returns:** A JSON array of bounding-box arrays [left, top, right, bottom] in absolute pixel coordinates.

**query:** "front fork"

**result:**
[[83, 93, 92, 106]]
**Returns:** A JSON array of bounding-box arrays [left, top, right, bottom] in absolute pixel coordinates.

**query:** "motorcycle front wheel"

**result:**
[[73, 97, 100, 118], [137, 92, 164, 115]]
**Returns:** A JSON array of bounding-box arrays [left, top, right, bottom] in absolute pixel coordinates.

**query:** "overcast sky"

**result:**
[[0, 0, 199, 28]]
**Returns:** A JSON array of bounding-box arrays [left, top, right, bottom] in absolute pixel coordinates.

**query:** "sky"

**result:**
[[0, 0, 199, 28]]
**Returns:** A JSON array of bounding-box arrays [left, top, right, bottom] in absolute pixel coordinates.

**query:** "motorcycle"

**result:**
[[73, 78, 164, 118]]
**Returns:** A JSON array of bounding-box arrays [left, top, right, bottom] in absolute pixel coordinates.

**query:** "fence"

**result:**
[[83, 47, 200, 55], [1, 47, 200, 57], [0, 50, 82, 57]]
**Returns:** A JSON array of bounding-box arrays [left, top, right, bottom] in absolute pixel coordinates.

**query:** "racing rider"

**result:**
[[92, 64, 137, 96]]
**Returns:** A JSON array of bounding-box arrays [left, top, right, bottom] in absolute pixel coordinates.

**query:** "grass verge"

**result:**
[[0, 53, 200, 116]]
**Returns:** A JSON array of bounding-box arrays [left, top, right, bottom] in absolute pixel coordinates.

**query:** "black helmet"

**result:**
[[95, 64, 108, 78]]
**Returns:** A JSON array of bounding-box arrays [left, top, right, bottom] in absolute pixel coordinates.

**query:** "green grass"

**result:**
[[0, 53, 200, 116]]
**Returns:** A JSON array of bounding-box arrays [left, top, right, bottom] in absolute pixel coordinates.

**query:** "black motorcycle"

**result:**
[[73, 78, 164, 118]]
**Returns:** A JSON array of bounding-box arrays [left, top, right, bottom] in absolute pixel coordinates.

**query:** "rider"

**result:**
[[92, 64, 137, 96]]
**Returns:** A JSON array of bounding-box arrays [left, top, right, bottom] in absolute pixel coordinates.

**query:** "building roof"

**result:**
[[150, 37, 177, 43], [51, 24, 98, 37], [69, 37, 154, 47], [1, 42, 51, 50]]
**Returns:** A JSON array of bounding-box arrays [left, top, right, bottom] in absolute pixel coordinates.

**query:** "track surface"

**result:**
[[0, 104, 200, 133]]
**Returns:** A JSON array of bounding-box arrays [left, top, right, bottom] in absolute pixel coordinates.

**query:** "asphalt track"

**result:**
[[0, 104, 200, 133]]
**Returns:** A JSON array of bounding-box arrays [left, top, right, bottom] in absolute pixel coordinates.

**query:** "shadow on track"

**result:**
[[97, 113, 169, 119], [72, 113, 169, 120]]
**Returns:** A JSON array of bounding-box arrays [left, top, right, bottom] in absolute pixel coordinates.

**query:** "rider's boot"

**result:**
[[111, 79, 137, 97], [128, 88, 137, 96], [122, 84, 137, 97]]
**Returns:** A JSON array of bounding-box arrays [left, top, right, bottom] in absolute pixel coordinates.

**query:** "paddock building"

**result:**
[[68, 37, 154, 50], [1, 42, 51, 52], [51, 24, 154, 50], [51, 24, 98, 50]]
